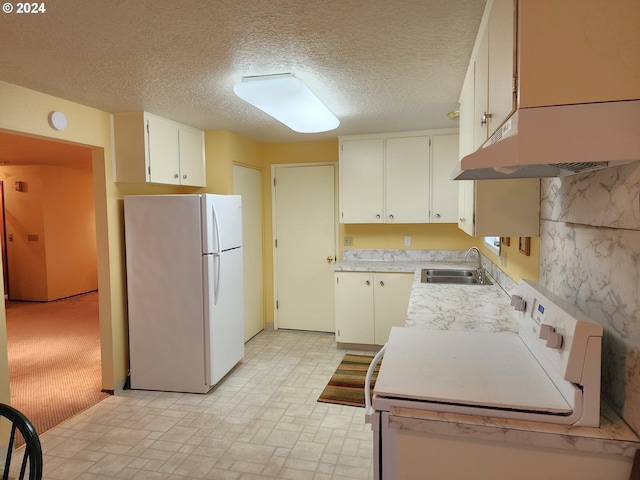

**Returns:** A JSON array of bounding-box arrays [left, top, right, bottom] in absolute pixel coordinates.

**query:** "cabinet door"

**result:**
[[178, 127, 206, 187], [340, 139, 384, 223], [147, 116, 180, 184], [373, 273, 414, 345], [334, 273, 374, 344], [474, 179, 540, 237], [473, 0, 516, 149], [458, 67, 476, 235], [431, 134, 459, 222], [458, 66, 476, 159], [487, 0, 516, 133], [385, 136, 430, 223], [457, 180, 476, 236], [473, 26, 489, 150]]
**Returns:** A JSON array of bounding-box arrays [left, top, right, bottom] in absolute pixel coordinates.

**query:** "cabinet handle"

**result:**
[[379, 281, 384, 287], [481, 111, 492, 126], [435, 213, 441, 218], [389, 214, 394, 220], [174, 173, 179, 179], [459, 217, 466, 222], [183, 174, 187, 179], [375, 214, 381, 219], [365, 280, 371, 286]]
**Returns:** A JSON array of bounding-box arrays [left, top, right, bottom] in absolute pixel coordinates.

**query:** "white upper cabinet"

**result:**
[[113, 112, 206, 187], [339, 130, 458, 224], [457, 0, 539, 237], [177, 126, 207, 186], [431, 134, 460, 223], [518, 0, 640, 107], [339, 139, 385, 223], [385, 136, 430, 223], [473, 0, 516, 149]]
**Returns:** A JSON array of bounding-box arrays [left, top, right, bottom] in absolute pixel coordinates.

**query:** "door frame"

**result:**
[[271, 162, 339, 330]]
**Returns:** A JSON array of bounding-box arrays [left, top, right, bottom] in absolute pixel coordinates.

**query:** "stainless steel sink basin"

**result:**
[[424, 276, 479, 284], [420, 268, 492, 285], [424, 269, 474, 277]]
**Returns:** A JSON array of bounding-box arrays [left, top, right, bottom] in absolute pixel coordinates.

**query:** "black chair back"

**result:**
[[0, 403, 42, 480]]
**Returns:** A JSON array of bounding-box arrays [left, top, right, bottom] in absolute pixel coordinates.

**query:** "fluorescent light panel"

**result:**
[[233, 73, 340, 133]]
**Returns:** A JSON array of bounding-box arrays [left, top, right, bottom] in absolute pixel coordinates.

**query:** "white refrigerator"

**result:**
[[124, 194, 244, 393]]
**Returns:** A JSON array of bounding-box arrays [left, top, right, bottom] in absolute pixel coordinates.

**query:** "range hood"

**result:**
[[454, 100, 640, 180]]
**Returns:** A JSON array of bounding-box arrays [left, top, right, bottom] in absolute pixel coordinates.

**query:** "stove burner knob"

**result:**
[[546, 332, 564, 349], [539, 323, 554, 340], [510, 295, 526, 311]]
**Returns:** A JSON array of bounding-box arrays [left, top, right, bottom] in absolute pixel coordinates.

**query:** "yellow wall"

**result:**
[[0, 81, 194, 399], [0, 81, 119, 401], [1, 163, 98, 301], [343, 224, 539, 282], [342, 223, 477, 254], [205, 130, 264, 194], [481, 236, 539, 282]]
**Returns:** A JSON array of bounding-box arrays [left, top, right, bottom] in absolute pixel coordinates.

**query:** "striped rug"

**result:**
[[318, 354, 379, 407]]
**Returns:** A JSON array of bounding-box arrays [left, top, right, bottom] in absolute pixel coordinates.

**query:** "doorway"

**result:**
[[272, 163, 337, 332], [233, 164, 264, 341], [0, 131, 104, 434]]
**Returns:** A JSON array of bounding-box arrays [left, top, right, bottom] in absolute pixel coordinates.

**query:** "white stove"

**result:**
[[366, 279, 604, 479]]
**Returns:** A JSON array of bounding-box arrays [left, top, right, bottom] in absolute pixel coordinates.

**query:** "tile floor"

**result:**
[[36, 329, 378, 479]]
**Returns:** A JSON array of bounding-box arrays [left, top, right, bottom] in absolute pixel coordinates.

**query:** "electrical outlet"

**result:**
[[404, 236, 411, 247], [344, 236, 353, 246], [500, 250, 507, 267]]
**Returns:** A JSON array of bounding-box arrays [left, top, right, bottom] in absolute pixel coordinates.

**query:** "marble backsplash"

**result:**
[[539, 161, 640, 435], [341, 248, 518, 295]]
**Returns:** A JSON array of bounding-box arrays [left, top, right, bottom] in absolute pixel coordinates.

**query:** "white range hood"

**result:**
[[453, 100, 640, 180]]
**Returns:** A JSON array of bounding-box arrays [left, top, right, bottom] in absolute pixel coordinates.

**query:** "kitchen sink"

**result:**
[[423, 269, 474, 277], [420, 268, 492, 285]]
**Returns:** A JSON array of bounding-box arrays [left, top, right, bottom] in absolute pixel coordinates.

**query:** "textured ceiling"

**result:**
[[0, 0, 485, 154]]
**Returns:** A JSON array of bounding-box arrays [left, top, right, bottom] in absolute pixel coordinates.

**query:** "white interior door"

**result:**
[[273, 164, 336, 332], [233, 165, 264, 341]]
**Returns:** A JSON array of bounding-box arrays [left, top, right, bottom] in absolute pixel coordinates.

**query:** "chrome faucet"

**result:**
[[464, 246, 483, 282]]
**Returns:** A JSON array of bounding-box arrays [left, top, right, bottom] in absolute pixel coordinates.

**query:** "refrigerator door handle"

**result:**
[[212, 201, 222, 254], [213, 253, 221, 305], [210, 200, 223, 305]]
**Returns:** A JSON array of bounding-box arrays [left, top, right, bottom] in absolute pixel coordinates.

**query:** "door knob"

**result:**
[[327, 256, 334, 264]]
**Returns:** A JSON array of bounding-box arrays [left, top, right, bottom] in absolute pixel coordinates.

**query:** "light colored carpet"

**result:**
[[5, 291, 109, 438]]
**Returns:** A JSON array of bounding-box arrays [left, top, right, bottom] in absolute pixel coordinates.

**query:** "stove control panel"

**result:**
[[513, 280, 603, 383]]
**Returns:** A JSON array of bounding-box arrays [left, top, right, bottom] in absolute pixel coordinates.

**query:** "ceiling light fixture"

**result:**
[[233, 73, 340, 133]]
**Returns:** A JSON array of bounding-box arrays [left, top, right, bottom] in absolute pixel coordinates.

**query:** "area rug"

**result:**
[[318, 354, 379, 407]]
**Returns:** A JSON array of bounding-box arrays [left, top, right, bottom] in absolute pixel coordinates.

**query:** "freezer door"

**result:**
[[203, 246, 245, 386], [202, 194, 243, 253]]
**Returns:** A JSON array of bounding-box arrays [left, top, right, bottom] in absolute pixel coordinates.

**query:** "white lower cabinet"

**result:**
[[334, 272, 414, 345]]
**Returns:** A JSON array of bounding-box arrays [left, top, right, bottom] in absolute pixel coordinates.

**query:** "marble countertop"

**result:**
[[334, 258, 518, 333], [334, 251, 640, 456]]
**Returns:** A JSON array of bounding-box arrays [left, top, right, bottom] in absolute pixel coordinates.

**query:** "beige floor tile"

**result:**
[[39, 329, 376, 479]]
